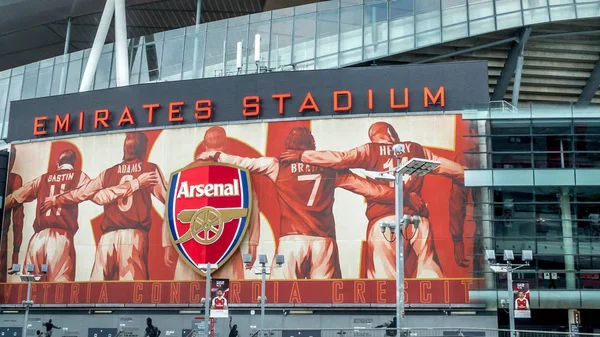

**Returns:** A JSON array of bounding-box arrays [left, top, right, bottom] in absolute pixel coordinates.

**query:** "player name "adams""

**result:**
[[176, 180, 240, 199]]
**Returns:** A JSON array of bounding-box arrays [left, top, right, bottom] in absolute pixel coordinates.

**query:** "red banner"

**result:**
[[0, 279, 482, 305]]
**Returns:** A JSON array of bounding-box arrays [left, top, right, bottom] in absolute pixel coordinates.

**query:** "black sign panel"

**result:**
[[7, 61, 488, 142]]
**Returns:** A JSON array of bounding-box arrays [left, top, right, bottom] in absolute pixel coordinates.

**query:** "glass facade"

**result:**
[[464, 104, 600, 295], [1, 0, 599, 140]]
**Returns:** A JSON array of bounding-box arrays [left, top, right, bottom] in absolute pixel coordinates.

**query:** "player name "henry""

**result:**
[[176, 180, 240, 199]]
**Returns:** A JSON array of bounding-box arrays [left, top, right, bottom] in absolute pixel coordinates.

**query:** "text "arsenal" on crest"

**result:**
[[176, 180, 240, 199]]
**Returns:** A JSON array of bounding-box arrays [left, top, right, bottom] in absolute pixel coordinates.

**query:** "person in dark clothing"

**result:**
[[145, 318, 161, 337], [386, 317, 397, 336], [228, 317, 238, 337], [43, 320, 61, 337]]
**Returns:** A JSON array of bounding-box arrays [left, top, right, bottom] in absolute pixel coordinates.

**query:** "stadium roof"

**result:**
[[0, 0, 322, 71]]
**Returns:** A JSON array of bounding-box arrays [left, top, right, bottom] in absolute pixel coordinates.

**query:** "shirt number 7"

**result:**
[[298, 174, 322, 207]]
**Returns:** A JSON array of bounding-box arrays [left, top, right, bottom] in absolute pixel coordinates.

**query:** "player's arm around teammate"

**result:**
[[334, 170, 395, 203]]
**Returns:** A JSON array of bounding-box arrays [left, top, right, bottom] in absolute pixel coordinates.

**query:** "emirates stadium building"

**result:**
[[1, 0, 600, 336]]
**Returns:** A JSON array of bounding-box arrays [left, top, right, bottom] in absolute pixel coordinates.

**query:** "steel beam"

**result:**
[[577, 56, 600, 105], [413, 37, 517, 64], [80, 0, 115, 92], [491, 27, 532, 101]]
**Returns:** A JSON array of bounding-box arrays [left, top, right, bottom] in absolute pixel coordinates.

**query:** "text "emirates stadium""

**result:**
[[176, 180, 240, 199]]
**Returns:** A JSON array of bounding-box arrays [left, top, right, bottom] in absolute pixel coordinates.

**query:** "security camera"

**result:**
[[201, 298, 206, 304], [392, 144, 405, 155], [484, 250, 496, 264], [283, 310, 288, 316], [379, 223, 387, 233], [412, 215, 421, 229], [275, 255, 284, 266]]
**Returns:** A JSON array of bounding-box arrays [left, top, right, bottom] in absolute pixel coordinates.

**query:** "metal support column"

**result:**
[[511, 52, 525, 106], [21, 280, 32, 337], [114, 0, 129, 86], [63, 17, 72, 55], [80, 0, 115, 92], [192, 0, 202, 79], [560, 187, 576, 290], [491, 27, 531, 102], [260, 265, 266, 336], [59, 17, 72, 94], [577, 56, 600, 105], [507, 267, 516, 337], [205, 264, 211, 337], [395, 155, 405, 331]]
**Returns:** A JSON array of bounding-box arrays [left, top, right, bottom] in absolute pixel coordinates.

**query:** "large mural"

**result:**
[[0, 114, 482, 305]]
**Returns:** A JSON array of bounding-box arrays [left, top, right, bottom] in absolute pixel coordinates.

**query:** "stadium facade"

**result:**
[[0, 0, 600, 336]]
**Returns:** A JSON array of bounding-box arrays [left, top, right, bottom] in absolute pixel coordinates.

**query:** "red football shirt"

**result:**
[[516, 298, 529, 309], [100, 160, 159, 232], [215, 153, 395, 239], [12, 166, 88, 235], [212, 297, 227, 309]]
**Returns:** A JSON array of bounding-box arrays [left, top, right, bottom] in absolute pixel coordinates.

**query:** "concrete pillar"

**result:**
[[477, 121, 496, 309], [560, 187, 576, 290]]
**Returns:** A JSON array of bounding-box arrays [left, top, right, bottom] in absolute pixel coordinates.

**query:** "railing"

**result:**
[[255, 328, 598, 337]]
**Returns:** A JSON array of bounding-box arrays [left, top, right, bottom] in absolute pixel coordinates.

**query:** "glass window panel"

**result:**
[[250, 12, 271, 23], [21, 63, 39, 100], [272, 7, 294, 19], [442, 0, 467, 26], [340, 5, 363, 52], [207, 20, 227, 31], [139, 41, 164, 83], [339, 48, 363, 66], [550, 4, 576, 21], [496, 12, 523, 30], [574, 187, 600, 236], [442, 23, 468, 41], [363, 3, 388, 59], [468, 0, 494, 19], [129, 43, 144, 84], [549, 0, 573, 4], [416, 30, 441, 48], [35, 65, 53, 98], [0, 70, 10, 80], [228, 15, 249, 27], [318, 0, 340, 10], [522, 0, 548, 9], [293, 13, 317, 65], [161, 36, 185, 81], [492, 154, 532, 168], [0, 78, 9, 132], [523, 7, 550, 24], [248, 23, 270, 73], [389, 35, 415, 54], [93, 52, 113, 90], [225, 26, 249, 76], [65, 59, 83, 94], [295, 3, 317, 15], [316, 54, 339, 69], [390, 0, 414, 39], [576, 3, 600, 19], [495, 0, 521, 15], [204, 29, 227, 78], [341, 0, 363, 7], [182, 31, 206, 80], [3, 74, 23, 138], [533, 152, 573, 168], [50, 57, 67, 96], [270, 18, 293, 71], [415, 0, 441, 33], [469, 17, 495, 35], [316, 10, 339, 57]]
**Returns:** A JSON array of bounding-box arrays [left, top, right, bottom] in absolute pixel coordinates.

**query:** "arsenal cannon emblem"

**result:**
[[166, 162, 252, 275]]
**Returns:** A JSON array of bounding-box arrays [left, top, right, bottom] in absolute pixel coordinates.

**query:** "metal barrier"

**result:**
[[256, 328, 600, 337]]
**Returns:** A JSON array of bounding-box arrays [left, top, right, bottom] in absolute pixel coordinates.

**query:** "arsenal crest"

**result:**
[[166, 162, 252, 276]]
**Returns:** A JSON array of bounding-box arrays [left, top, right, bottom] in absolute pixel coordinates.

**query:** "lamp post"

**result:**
[[485, 249, 533, 337], [362, 145, 441, 333], [198, 263, 218, 337], [9, 263, 48, 337], [243, 254, 284, 337]]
